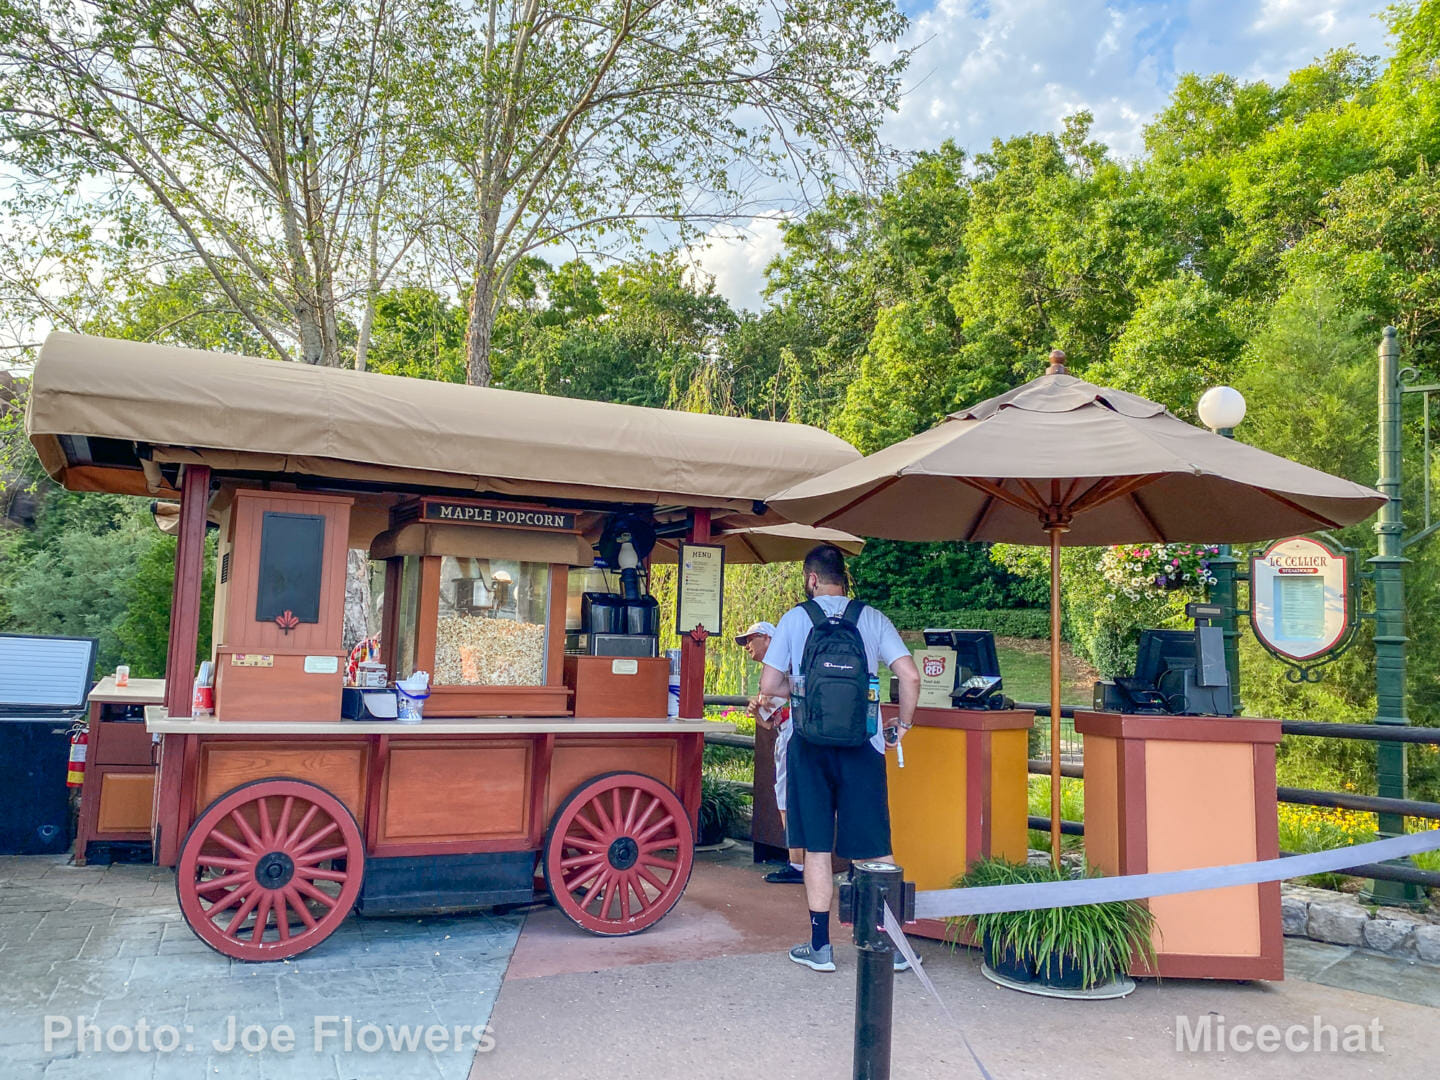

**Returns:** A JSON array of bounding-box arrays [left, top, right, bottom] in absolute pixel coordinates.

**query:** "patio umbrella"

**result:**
[[768, 352, 1386, 863], [651, 523, 864, 565]]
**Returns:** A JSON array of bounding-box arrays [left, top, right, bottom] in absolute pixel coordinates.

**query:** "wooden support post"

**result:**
[[678, 508, 711, 719], [163, 465, 211, 718]]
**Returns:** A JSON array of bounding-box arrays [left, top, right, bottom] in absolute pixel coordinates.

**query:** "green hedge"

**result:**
[[887, 607, 1052, 640]]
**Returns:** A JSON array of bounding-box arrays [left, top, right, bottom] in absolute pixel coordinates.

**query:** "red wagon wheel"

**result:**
[[176, 778, 364, 962], [543, 771, 694, 936]]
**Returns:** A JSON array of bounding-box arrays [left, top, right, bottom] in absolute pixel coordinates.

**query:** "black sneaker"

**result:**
[[764, 865, 805, 884]]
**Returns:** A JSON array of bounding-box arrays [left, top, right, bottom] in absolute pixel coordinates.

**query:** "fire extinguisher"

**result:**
[[66, 726, 88, 788]]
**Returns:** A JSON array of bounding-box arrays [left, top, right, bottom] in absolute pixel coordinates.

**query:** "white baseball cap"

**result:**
[[735, 621, 777, 645]]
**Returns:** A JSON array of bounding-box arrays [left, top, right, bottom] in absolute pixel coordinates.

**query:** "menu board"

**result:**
[[1251, 536, 1348, 662], [676, 543, 725, 636]]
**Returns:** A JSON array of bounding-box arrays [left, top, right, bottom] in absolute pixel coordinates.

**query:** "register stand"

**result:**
[[883, 630, 1034, 940], [884, 704, 1034, 940], [1075, 709, 1284, 979]]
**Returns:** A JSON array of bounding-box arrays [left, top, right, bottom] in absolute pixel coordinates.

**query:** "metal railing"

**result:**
[[704, 694, 1440, 890]]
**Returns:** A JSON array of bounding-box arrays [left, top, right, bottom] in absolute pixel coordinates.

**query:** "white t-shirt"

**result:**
[[762, 595, 909, 753]]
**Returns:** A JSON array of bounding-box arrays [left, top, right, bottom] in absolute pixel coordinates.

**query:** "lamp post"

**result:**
[[1368, 328, 1422, 906], [1198, 386, 1247, 714]]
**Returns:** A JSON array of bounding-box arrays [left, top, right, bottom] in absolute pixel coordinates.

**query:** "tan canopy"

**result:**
[[27, 333, 859, 519], [651, 523, 864, 564]]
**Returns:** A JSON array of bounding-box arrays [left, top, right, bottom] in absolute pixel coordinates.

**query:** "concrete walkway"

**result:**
[[0, 855, 519, 1079], [477, 844, 1440, 1079], [3, 847, 1438, 1079]]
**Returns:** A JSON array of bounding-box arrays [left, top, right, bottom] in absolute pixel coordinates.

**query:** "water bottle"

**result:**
[[867, 674, 881, 737]]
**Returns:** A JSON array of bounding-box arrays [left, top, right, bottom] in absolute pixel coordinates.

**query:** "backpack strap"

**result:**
[[802, 600, 829, 629], [841, 599, 866, 626]]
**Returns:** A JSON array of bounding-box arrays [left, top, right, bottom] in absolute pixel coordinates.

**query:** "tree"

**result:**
[[415, 0, 911, 385], [0, 0, 432, 367]]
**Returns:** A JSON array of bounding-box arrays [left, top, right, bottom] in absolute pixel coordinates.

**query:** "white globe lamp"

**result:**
[[1198, 386, 1246, 433]]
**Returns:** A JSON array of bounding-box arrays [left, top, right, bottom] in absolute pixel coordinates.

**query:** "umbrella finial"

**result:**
[[1046, 349, 1068, 375]]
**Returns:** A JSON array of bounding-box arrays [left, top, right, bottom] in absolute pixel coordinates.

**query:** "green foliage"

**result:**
[[849, 540, 1046, 613], [885, 608, 1053, 640], [950, 857, 1157, 990], [698, 775, 747, 842], [113, 531, 218, 680], [0, 490, 211, 678]]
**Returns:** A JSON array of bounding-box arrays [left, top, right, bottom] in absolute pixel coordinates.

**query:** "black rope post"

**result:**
[[848, 861, 905, 1080]]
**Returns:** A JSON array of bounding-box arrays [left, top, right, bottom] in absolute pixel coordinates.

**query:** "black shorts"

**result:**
[[784, 735, 891, 859]]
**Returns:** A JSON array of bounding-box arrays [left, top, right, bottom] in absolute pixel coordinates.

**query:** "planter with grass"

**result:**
[[949, 857, 1156, 998], [697, 775, 746, 847]]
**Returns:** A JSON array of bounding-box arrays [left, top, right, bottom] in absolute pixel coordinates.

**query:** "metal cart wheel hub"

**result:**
[[607, 836, 639, 870], [255, 851, 295, 888]]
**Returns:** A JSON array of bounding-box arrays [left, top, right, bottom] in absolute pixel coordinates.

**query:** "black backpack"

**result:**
[[794, 599, 871, 747]]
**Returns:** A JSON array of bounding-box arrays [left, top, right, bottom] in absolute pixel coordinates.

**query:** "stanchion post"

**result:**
[[848, 861, 906, 1080]]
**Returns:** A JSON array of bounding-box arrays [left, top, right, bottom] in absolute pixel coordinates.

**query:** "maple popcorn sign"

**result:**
[[1250, 536, 1350, 662]]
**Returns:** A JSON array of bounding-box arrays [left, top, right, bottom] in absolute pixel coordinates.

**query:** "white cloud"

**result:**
[[684, 217, 789, 312], [886, 0, 1389, 162], [701, 1, 1392, 310]]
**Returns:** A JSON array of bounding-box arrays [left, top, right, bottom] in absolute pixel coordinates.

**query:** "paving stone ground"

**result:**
[[5, 848, 1439, 1079], [0, 855, 521, 1079]]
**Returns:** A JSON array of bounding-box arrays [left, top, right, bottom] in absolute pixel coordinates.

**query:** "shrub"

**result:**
[[949, 857, 1157, 989], [887, 607, 1052, 639]]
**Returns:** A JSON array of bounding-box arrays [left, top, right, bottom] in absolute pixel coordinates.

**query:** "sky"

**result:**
[[690, 0, 1393, 311]]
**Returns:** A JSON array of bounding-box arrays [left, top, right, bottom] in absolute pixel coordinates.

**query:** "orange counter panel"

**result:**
[[883, 706, 1034, 940], [1075, 710, 1283, 981]]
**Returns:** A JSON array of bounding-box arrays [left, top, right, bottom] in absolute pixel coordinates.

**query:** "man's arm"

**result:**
[[890, 654, 921, 734], [759, 663, 790, 700]]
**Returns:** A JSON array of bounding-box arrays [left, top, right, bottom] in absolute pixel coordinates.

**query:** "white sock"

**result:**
[[790, 862, 803, 872]]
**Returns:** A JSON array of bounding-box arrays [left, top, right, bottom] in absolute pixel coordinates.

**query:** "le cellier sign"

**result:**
[[399, 497, 578, 532], [1249, 535, 1353, 666]]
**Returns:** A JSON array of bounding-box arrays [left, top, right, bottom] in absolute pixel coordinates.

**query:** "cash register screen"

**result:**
[[922, 629, 1000, 679]]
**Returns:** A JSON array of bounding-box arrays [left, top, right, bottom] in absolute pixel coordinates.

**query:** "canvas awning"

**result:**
[[26, 333, 859, 520]]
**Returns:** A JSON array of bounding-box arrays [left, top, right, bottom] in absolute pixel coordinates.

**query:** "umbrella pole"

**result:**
[[1049, 525, 1063, 869]]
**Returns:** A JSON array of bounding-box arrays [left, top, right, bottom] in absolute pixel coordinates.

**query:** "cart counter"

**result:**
[[145, 711, 725, 736]]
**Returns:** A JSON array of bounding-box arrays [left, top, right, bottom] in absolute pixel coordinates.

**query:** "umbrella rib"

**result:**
[[1070, 473, 1164, 515], [956, 476, 1042, 515], [816, 477, 901, 528], [1130, 491, 1165, 542], [963, 493, 997, 542], [1258, 489, 1344, 530], [1018, 479, 1047, 508]]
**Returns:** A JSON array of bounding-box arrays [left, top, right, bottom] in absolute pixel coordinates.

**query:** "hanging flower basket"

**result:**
[[1099, 544, 1220, 600]]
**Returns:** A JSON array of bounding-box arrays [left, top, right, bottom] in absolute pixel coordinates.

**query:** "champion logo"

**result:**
[[821, 661, 857, 670]]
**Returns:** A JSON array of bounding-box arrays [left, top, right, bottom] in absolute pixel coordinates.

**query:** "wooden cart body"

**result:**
[[25, 333, 862, 961]]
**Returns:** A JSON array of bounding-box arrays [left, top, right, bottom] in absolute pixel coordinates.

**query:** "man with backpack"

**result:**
[[754, 543, 921, 972]]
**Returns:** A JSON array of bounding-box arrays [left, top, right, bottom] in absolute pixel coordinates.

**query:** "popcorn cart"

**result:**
[[26, 332, 859, 960]]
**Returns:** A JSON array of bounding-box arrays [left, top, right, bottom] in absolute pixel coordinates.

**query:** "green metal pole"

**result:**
[[1366, 326, 1422, 906], [1209, 426, 1242, 715]]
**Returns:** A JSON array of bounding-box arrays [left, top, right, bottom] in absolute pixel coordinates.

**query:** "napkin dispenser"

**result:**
[[341, 686, 399, 721]]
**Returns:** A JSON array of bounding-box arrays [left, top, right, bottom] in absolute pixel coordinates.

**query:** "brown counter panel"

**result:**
[[214, 650, 345, 722], [545, 736, 678, 821], [378, 740, 532, 846], [194, 740, 370, 822], [95, 768, 155, 835]]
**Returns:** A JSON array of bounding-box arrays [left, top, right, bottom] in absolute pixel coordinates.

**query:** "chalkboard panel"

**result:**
[[255, 512, 325, 624]]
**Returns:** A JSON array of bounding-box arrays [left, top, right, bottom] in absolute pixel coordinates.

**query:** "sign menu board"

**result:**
[[676, 543, 725, 635], [1250, 536, 1349, 662]]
